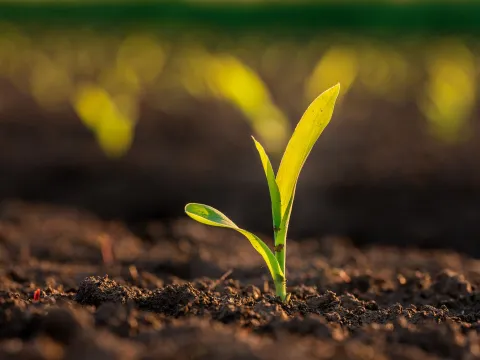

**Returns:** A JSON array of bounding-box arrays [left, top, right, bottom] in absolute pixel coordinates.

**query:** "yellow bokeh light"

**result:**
[[117, 34, 166, 87], [418, 39, 475, 143], [72, 83, 136, 157], [306, 46, 358, 99], [99, 64, 141, 96], [30, 54, 73, 110], [358, 45, 410, 100], [179, 48, 289, 153], [95, 113, 135, 159]]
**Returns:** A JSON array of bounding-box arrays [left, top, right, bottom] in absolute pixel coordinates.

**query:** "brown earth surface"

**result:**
[[1, 200, 480, 360]]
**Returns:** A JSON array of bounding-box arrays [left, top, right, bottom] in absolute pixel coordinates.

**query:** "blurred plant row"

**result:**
[[0, 26, 477, 157]]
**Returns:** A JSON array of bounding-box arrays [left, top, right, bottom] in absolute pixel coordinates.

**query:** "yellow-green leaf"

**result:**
[[251, 137, 281, 229], [276, 83, 340, 217], [184, 203, 284, 282]]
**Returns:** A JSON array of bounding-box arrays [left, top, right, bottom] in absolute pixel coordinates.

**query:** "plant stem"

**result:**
[[274, 198, 293, 302], [274, 274, 287, 301], [274, 227, 287, 301], [274, 227, 287, 274]]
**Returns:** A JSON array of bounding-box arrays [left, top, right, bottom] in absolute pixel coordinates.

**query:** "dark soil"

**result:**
[[1, 200, 480, 359]]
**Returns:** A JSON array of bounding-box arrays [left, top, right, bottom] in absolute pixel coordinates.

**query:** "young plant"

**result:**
[[185, 84, 340, 301]]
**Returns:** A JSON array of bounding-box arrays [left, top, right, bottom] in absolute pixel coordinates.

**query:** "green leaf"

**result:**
[[251, 136, 281, 229], [184, 203, 285, 282], [280, 186, 295, 236], [276, 83, 340, 217]]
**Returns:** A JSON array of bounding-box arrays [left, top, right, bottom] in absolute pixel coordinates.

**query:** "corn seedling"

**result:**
[[185, 84, 340, 301]]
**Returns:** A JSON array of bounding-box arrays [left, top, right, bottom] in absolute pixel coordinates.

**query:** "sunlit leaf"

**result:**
[[276, 83, 340, 218], [185, 203, 284, 282], [252, 137, 281, 230], [280, 186, 295, 235]]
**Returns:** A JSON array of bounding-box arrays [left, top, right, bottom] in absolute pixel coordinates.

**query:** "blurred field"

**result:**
[[1, 2, 480, 253]]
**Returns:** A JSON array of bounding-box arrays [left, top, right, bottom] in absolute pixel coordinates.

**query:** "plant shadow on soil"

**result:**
[[1, 200, 480, 359]]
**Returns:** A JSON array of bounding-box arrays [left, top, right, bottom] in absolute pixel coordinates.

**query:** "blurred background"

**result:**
[[0, 1, 480, 254]]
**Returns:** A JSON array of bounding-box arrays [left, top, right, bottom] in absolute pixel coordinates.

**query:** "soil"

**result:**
[[1, 200, 480, 360]]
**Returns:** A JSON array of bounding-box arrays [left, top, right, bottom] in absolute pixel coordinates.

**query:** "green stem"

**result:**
[[274, 231, 286, 274], [273, 200, 294, 302], [274, 274, 287, 301], [274, 227, 287, 301]]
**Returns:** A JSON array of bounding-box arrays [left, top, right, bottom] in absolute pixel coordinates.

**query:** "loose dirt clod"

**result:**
[[76, 276, 143, 307]]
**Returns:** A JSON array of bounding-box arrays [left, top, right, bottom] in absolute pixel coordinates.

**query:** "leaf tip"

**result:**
[[331, 83, 341, 97]]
